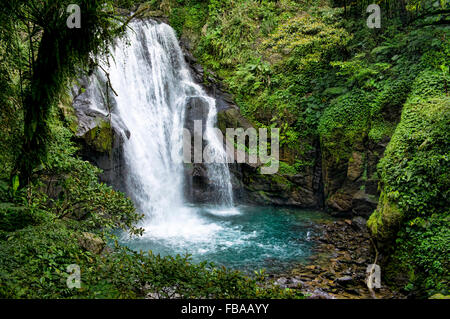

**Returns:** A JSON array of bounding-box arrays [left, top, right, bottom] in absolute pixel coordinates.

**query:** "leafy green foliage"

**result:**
[[377, 71, 449, 220], [392, 213, 449, 295], [193, 2, 351, 167], [0, 0, 128, 184], [0, 59, 301, 300], [319, 90, 373, 161], [369, 69, 450, 295], [0, 220, 303, 299], [169, 1, 208, 37]]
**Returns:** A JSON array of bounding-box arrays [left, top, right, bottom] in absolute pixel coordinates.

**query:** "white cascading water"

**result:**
[[84, 20, 238, 242]]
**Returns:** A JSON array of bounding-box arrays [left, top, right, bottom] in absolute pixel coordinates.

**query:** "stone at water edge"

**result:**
[[351, 216, 368, 231], [335, 276, 354, 286]]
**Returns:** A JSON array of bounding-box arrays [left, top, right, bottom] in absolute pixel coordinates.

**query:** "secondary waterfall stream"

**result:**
[[78, 20, 327, 272]]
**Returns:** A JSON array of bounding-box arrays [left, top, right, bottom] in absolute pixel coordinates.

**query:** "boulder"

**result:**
[[352, 190, 379, 217], [78, 232, 105, 254], [274, 277, 288, 287], [308, 289, 336, 299], [184, 96, 209, 134], [335, 276, 354, 286], [216, 107, 254, 136], [327, 192, 353, 213], [287, 278, 304, 289], [351, 216, 368, 232], [347, 152, 364, 182], [183, 97, 219, 204], [367, 192, 403, 243], [82, 118, 113, 153], [70, 75, 130, 192]]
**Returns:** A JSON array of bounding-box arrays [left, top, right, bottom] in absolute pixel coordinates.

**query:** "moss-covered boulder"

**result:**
[[82, 118, 113, 154], [217, 107, 254, 135], [318, 90, 377, 216], [78, 232, 105, 255], [370, 72, 449, 243], [367, 191, 403, 242]]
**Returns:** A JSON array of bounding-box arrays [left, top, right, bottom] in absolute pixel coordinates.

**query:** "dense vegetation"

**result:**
[[0, 0, 303, 299], [368, 69, 449, 295], [0, 0, 448, 298], [140, 0, 449, 297]]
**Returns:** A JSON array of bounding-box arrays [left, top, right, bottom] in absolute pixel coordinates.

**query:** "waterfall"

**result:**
[[79, 20, 237, 240]]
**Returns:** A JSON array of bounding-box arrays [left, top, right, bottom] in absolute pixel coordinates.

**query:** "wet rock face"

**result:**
[[180, 39, 233, 114], [180, 42, 246, 205], [183, 96, 209, 133], [238, 139, 323, 208], [182, 96, 208, 203], [239, 167, 322, 208], [322, 136, 391, 217], [71, 79, 129, 193], [182, 96, 218, 204], [352, 191, 379, 218]]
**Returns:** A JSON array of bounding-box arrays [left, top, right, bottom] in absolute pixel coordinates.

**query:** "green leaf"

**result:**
[[12, 175, 19, 194]]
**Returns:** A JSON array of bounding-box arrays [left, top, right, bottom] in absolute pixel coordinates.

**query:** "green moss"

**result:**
[[384, 213, 450, 295], [278, 161, 297, 176], [58, 91, 79, 134], [257, 190, 271, 201], [271, 174, 293, 191], [168, 1, 208, 42], [429, 294, 450, 299], [85, 119, 113, 153], [410, 69, 448, 98], [371, 77, 412, 117], [319, 90, 372, 162], [377, 96, 449, 220], [368, 120, 396, 143], [367, 191, 403, 241], [217, 108, 252, 134]]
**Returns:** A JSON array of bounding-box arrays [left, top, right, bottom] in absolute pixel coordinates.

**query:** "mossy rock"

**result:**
[[58, 92, 79, 134], [77, 232, 105, 255], [367, 191, 403, 242], [318, 90, 372, 162], [217, 108, 254, 135], [83, 118, 113, 154], [326, 191, 353, 212], [136, 2, 167, 18]]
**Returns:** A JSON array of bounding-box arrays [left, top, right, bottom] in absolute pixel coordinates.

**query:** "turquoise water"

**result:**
[[120, 205, 332, 273]]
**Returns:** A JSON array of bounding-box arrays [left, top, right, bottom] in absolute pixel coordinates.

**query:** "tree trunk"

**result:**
[[18, 30, 63, 185]]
